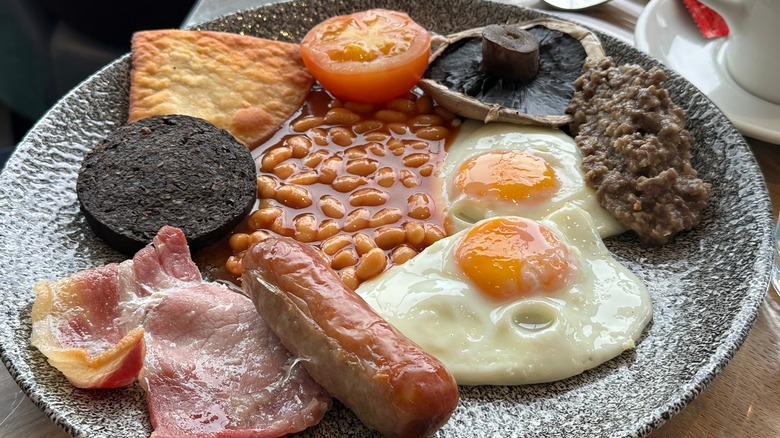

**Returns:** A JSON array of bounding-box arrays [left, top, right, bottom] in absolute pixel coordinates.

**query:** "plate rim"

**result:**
[[0, 1, 774, 437]]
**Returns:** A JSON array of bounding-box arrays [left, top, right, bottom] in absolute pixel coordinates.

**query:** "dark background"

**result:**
[[0, 0, 195, 168]]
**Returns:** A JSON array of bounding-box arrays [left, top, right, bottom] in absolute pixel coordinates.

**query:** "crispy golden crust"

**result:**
[[129, 29, 313, 148]]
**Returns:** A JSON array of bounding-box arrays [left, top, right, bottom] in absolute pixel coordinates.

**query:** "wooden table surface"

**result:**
[[2, 0, 779, 437]]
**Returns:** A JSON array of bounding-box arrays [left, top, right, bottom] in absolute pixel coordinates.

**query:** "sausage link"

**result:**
[[242, 238, 459, 438]]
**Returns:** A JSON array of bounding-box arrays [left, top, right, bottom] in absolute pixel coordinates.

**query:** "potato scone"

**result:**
[[129, 29, 314, 148]]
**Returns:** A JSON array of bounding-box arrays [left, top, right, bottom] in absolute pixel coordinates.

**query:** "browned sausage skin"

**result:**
[[241, 236, 459, 438]]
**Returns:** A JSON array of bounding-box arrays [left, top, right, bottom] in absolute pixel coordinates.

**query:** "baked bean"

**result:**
[[287, 135, 312, 159], [354, 233, 377, 256], [387, 123, 407, 135], [408, 140, 429, 150], [339, 267, 359, 291], [388, 138, 405, 152], [273, 161, 297, 179], [261, 146, 292, 172], [404, 221, 426, 246], [343, 101, 375, 114], [329, 126, 355, 146], [319, 195, 346, 219], [287, 170, 319, 185], [248, 207, 282, 230], [226, 255, 244, 276], [366, 142, 386, 157], [319, 156, 343, 184], [292, 116, 325, 132], [419, 164, 435, 177], [375, 167, 396, 188], [373, 226, 406, 250], [275, 185, 313, 209], [424, 224, 446, 246], [331, 247, 359, 270], [403, 153, 430, 168], [330, 99, 344, 109], [353, 120, 383, 134], [370, 207, 404, 228], [384, 98, 415, 114], [317, 219, 340, 241], [332, 175, 368, 193], [270, 216, 293, 237], [410, 114, 444, 128], [375, 109, 407, 123], [364, 132, 390, 142], [407, 193, 432, 219], [324, 108, 361, 125], [391, 245, 418, 265], [343, 208, 370, 232], [392, 147, 405, 157], [303, 149, 329, 168], [229, 233, 252, 252], [346, 158, 378, 176], [414, 94, 434, 114], [309, 127, 329, 146], [415, 126, 450, 141], [257, 175, 277, 199], [293, 213, 318, 243], [256, 198, 274, 209], [322, 234, 352, 255], [355, 247, 388, 280], [400, 169, 419, 188], [349, 188, 388, 207], [344, 146, 368, 159], [250, 230, 271, 244]]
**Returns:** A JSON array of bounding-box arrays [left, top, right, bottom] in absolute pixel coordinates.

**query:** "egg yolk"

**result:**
[[454, 217, 576, 301], [451, 149, 560, 204]]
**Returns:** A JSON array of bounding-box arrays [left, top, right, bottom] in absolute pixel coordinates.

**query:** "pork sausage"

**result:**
[[241, 236, 459, 438]]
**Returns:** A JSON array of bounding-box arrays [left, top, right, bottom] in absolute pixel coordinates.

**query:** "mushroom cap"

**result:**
[[418, 18, 605, 127]]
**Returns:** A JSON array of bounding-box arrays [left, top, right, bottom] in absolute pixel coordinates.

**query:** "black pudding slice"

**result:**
[[77, 114, 257, 255]]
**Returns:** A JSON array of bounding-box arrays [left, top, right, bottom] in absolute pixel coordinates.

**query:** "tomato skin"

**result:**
[[300, 9, 431, 104]]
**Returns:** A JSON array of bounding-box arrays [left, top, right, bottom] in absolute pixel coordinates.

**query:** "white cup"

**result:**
[[698, 0, 780, 105]]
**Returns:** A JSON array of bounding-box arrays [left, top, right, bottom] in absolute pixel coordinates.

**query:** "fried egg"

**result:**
[[440, 120, 624, 237], [355, 204, 652, 385]]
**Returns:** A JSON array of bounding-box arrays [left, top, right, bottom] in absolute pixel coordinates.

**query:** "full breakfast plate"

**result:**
[[0, 0, 773, 437]]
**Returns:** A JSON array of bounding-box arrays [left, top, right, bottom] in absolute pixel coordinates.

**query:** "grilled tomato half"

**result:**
[[300, 9, 431, 104]]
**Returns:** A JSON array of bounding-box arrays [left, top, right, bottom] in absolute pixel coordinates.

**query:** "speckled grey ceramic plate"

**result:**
[[0, 0, 773, 437]]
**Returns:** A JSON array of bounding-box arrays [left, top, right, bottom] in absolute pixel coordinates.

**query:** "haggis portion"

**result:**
[[567, 57, 710, 245]]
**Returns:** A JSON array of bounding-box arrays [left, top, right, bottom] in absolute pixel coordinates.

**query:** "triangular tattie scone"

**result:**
[[129, 29, 314, 148]]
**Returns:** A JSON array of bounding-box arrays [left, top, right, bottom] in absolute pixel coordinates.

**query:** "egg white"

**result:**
[[440, 120, 624, 238], [355, 204, 652, 385]]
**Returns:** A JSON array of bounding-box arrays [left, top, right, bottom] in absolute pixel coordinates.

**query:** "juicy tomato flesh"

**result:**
[[300, 9, 431, 104]]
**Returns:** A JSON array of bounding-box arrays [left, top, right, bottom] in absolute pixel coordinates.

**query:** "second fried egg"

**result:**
[[440, 120, 624, 237]]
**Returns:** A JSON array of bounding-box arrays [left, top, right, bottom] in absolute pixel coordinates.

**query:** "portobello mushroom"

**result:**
[[419, 18, 605, 127]]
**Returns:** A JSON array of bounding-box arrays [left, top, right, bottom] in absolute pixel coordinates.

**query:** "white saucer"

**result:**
[[635, 0, 780, 144]]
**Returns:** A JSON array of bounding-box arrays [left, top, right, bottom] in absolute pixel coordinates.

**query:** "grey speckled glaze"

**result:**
[[0, 0, 772, 437]]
